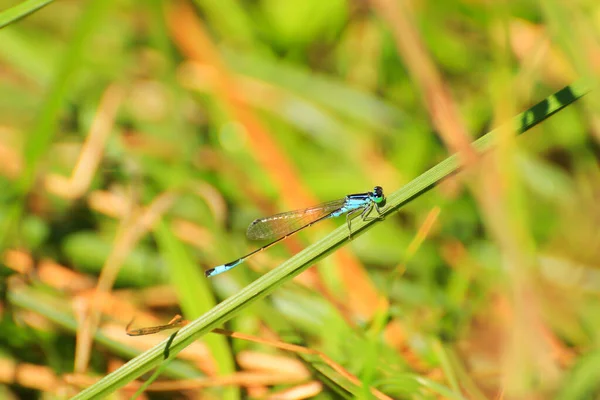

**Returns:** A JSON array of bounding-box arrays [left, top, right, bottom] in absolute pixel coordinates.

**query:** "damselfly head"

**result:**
[[371, 186, 385, 205]]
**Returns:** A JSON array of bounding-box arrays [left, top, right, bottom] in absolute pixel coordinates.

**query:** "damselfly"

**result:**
[[205, 186, 386, 277]]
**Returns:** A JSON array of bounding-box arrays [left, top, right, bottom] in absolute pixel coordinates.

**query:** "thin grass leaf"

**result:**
[[19, 0, 109, 190], [299, 351, 355, 399], [225, 49, 407, 134], [72, 80, 591, 399], [154, 221, 238, 399], [0, 0, 54, 29], [7, 286, 202, 379]]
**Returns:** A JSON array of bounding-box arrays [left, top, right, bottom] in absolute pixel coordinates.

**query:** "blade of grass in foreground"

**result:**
[[0, 0, 54, 29], [72, 80, 591, 399]]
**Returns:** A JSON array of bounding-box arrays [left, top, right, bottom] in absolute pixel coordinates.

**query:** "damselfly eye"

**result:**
[[372, 186, 385, 203]]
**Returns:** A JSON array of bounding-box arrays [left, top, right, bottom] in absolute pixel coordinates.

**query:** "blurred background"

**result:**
[[0, 0, 599, 398]]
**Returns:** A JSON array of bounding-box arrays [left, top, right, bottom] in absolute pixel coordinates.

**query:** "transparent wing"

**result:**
[[246, 199, 346, 241]]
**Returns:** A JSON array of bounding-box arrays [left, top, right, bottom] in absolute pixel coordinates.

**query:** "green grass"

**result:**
[[1, 1, 600, 399], [0, 0, 53, 29]]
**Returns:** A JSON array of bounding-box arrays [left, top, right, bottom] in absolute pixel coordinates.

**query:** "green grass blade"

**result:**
[[72, 80, 591, 399], [298, 351, 354, 399], [225, 50, 407, 133], [19, 0, 110, 191], [557, 350, 600, 399], [154, 221, 238, 399], [0, 0, 54, 29], [7, 286, 202, 379]]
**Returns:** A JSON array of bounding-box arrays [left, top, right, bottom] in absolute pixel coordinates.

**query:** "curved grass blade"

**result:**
[[72, 80, 592, 399]]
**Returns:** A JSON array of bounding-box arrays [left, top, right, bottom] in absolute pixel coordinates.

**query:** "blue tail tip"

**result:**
[[205, 268, 216, 278]]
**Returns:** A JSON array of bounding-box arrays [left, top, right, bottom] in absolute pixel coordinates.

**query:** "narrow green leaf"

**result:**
[[154, 221, 238, 399], [19, 0, 110, 191], [7, 286, 202, 379], [0, 0, 54, 29]]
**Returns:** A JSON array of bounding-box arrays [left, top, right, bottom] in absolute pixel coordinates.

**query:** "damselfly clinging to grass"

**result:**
[[205, 186, 386, 277]]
